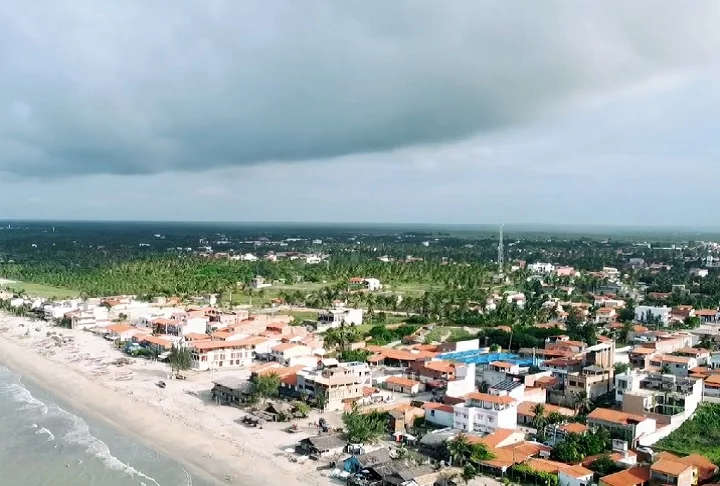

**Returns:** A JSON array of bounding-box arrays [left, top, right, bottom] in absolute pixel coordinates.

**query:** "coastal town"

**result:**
[[4, 229, 720, 486]]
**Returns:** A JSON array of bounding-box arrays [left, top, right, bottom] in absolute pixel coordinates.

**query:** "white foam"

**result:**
[[0, 382, 49, 415], [61, 412, 160, 486], [36, 426, 55, 442]]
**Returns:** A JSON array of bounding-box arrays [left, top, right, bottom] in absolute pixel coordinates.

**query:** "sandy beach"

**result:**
[[0, 313, 338, 486]]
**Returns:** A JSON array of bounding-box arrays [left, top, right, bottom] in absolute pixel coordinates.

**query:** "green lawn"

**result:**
[[424, 326, 473, 343], [221, 282, 327, 307], [655, 403, 720, 463], [381, 282, 442, 296], [2, 282, 79, 299]]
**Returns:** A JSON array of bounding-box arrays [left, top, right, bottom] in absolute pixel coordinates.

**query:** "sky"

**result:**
[[1, 1, 720, 226]]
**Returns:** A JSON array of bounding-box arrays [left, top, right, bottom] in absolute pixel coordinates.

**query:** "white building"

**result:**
[[528, 262, 555, 274], [316, 307, 364, 331], [635, 305, 672, 325], [43, 299, 83, 320], [189, 338, 258, 371], [452, 392, 518, 434], [558, 465, 594, 486], [364, 278, 382, 291], [422, 402, 455, 428], [250, 276, 272, 289]]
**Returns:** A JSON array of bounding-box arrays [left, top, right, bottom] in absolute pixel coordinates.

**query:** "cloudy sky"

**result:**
[[1, 1, 719, 225]]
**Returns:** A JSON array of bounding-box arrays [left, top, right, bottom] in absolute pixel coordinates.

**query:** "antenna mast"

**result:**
[[497, 224, 504, 270]]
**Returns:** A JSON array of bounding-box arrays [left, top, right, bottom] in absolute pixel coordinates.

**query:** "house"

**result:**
[[296, 363, 368, 412], [349, 277, 382, 291], [189, 338, 258, 370], [648, 354, 698, 377], [343, 449, 392, 473], [385, 376, 423, 394], [137, 335, 173, 354], [316, 307, 364, 331], [594, 307, 617, 324], [635, 306, 672, 325], [297, 435, 346, 457], [544, 423, 589, 447], [703, 374, 720, 399], [528, 262, 555, 274], [271, 343, 312, 364], [654, 452, 718, 483], [105, 323, 138, 341], [620, 373, 702, 423], [517, 401, 574, 426], [211, 376, 253, 405], [599, 466, 650, 486], [453, 392, 518, 434], [675, 347, 711, 366], [587, 408, 656, 446], [651, 458, 695, 486], [558, 465, 594, 486], [422, 402, 454, 428]]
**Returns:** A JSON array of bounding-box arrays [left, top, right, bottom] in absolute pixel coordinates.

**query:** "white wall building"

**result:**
[[316, 307, 364, 331], [635, 306, 672, 325], [558, 466, 594, 486], [453, 392, 518, 434], [528, 262, 555, 274], [422, 402, 455, 428]]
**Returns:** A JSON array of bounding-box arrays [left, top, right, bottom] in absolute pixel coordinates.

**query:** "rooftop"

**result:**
[[588, 407, 648, 426], [652, 458, 693, 476], [466, 392, 516, 405], [600, 466, 650, 486]]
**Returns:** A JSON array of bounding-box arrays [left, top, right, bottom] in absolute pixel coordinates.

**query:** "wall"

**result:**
[[559, 471, 593, 486], [425, 408, 454, 428]]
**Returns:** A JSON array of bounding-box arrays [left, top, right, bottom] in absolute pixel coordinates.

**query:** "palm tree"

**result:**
[[573, 391, 594, 416], [532, 403, 547, 439], [547, 411, 565, 425], [445, 434, 472, 466]]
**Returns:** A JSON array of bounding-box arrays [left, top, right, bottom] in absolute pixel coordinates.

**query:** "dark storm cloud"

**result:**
[[0, 1, 718, 177]]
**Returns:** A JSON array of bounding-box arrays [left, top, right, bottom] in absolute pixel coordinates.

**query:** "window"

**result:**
[[488, 417, 494, 423], [430, 410, 435, 416]]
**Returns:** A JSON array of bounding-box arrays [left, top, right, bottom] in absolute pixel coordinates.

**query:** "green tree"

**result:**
[[291, 401, 311, 417], [572, 391, 594, 416], [532, 403, 547, 436], [250, 372, 281, 402], [660, 363, 672, 374], [546, 411, 565, 425], [445, 434, 473, 466], [614, 362, 629, 375], [342, 407, 387, 443], [168, 345, 191, 376], [314, 387, 328, 411], [588, 455, 620, 476]]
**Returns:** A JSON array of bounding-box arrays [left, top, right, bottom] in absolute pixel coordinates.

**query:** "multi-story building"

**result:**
[[189, 338, 257, 370], [587, 408, 656, 446], [453, 392, 518, 434], [650, 458, 695, 486], [566, 366, 614, 400], [648, 355, 698, 377], [316, 307, 364, 332], [621, 373, 702, 424], [296, 363, 368, 411], [635, 306, 672, 326]]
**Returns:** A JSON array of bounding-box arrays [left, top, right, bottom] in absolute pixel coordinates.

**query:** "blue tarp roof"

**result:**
[[437, 350, 538, 367]]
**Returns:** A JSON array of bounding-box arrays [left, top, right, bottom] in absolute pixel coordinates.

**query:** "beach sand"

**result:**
[[0, 314, 337, 486]]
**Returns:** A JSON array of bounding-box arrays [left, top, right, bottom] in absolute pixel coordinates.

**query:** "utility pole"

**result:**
[[497, 223, 505, 271]]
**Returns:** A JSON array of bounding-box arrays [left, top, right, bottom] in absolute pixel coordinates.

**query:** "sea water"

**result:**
[[0, 365, 216, 486]]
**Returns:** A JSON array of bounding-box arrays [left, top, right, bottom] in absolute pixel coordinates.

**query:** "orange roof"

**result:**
[[422, 402, 454, 413], [251, 362, 280, 373], [467, 392, 516, 405], [191, 340, 252, 351], [695, 309, 718, 316], [561, 422, 589, 434], [373, 348, 437, 361], [489, 361, 515, 369], [560, 464, 594, 479], [281, 373, 297, 386], [471, 428, 518, 448], [138, 335, 172, 347], [184, 332, 211, 341], [106, 323, 135, 333], [600, 466, 650, 486], [525, 458, 568, 474], [423, 360, 458, 373], [656, 354, 693, 364], [271, 342, 298, 352], [386, 376, 420, 387], [631, 325, 649, 332], [681, 454, 718, 480], [676, 347, 710, 355], [588, 407, 647, 426], [631, 347, 656, 355], [535, 376, 560, 386], [583, 451, 637, 466], [652, 458, 693, 476], [518, 401, 574, 417]]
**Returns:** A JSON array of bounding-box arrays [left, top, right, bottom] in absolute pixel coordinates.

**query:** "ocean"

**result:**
[[0, 364, 215, 486]]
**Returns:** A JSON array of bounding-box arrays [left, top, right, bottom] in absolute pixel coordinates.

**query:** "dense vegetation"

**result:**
[[656, 403, 720, 463]]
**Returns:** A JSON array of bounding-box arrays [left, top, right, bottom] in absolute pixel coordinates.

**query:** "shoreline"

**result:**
[[0, 315, 326, 486]]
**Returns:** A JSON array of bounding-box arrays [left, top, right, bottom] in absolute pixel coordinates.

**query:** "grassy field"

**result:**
[[655, 403, 720, 463], [380, 282, 442, 296], [424, 326, 473, 343], [1, 282, 79, 299]]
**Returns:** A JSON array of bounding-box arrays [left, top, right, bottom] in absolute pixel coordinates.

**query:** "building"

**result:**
[[587, 408, 656, 446], [296, 362, 369, 412], [385, 376, 422, 395], [105, 323, 138, 341], [558, 465, 594, 486], [648, 355, 698, 377], [422, 402, 454, 428], [528, 262, 555, 274], [189, 339, 257, 370], [621, 373, 702, 424], [599, 466, 650, 486], [566, 366, 614, 400], [316, 307, 364, 332], [703, 374, 720, 399], [453, 392, 518, 434], [635, 306, 672, 326], [271, 342, 312, 364], [517, 401, 574, 427], [651, 458, 695, 486]]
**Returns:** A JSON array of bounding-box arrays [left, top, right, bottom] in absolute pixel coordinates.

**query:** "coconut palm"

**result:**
[[445, 434, 473, 466], [573, 391, 594, 416], [531, 403, 547, 432]]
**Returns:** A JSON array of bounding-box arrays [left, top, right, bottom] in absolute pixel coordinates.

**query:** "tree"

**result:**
[[614, 362, 629, 375], [489, 343, 501, 352], [445, 435, 473, 466], [314, 387, 328, 411], [250, 372, 281, 402], [291, 401, 311, 418], [588, 455, 620, 476], [462, 464, 478, 482], [617, 307, 635, 323], [546, 412, 565, 425], [342, 407, 387, 443], [532, 403, 547, 435], [573, 391, 594, 416], [660, 363, 672, 374], [168, 345, 191, 376]]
